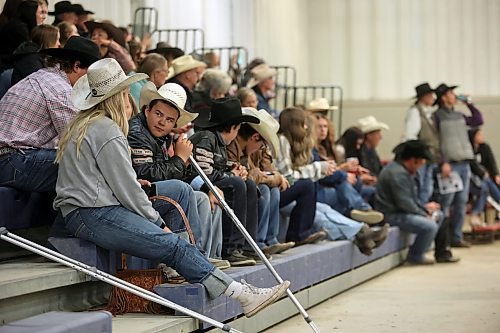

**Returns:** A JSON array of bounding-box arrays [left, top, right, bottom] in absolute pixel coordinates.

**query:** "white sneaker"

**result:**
[[237, 279, 290, 317]]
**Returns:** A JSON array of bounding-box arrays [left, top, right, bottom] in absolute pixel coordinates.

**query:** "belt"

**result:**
[[0, 147, 17, 156]]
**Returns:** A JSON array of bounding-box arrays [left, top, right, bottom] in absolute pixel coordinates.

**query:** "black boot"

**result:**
[[354, 224, 376, 255]]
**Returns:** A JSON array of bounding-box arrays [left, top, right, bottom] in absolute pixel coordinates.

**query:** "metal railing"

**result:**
[[194, 46, 249, 85], [271, 65, 297, 110], [151, 28, 205, 54], [132, 7, 158, 39]]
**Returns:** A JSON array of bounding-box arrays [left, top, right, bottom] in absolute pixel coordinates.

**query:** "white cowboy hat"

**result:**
[[357, 116, 390, 134], [241, 107, 280, 157], [246, 64, 277, 88], [166, 54, 207, 80], [72, 58, 148, 110], [307, 98, 338, 112], [140, 81, 198, 129]]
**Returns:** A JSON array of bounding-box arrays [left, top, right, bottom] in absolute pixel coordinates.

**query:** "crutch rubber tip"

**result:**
[[0, 227, 8, 235], [222, 324, 232, 331]]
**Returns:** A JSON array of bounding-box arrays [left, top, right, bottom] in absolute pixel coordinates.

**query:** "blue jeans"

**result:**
[[0, 149, 58, 192], [416, 163, 436, 204], [317, 180, 371, 216], [438, 162, 471, 242], [485, 177, 500, 202], [194, 191, 223, 259], [314, 202, 362, 241], [470, 178, 489, 215], [63, 206, 233, 299], [257, 184, 281, 248], [386, 213, 439, 262]]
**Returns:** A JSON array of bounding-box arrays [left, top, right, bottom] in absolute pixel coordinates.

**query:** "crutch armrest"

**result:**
[[0, 227, 8, 235]]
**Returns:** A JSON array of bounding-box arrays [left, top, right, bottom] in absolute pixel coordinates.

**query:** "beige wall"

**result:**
[[341, 97, 500, 162]]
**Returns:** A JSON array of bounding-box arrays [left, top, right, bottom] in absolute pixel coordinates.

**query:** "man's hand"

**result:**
[[441, 162, 451, 178], [232, 164, 248, 180], [425, 202, 441, 213], [279, 176, 290, 192], [347, 172, 357, 185], [163, 226, 172, 233], [137, 179, 151, 187], [208, 186, 224, 211], [174, 136, 193, 164], [325, 160, 337, 176], [172, 123, 193, 135]]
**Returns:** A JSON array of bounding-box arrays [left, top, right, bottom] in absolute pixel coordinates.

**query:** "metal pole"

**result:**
[[189, 156, 321, 333], [0, 228, 242, 333]]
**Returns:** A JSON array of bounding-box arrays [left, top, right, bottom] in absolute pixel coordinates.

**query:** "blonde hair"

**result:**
[[279, 107, 315, 168], [237, 87, 257, 106], [56, 92, 128, 162]]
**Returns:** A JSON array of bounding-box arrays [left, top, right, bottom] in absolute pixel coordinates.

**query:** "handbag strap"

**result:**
[[149, 195, 196, 245]]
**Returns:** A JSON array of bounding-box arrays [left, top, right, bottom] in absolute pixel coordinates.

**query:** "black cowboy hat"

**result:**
[[40, 36, 100, 67], [393, 140, 433, 160], [194, 97, 260, 128], [85, 21, 126, 48], [49, 1, 78, 16], [413, 82, 434, 99], [146, 42, 184, 59], [73, 4, 94, 15], [433, 83, 458, 106]]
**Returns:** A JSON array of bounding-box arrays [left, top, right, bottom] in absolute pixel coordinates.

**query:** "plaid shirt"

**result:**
[[275, 134, 327, 183], [0, 67, 77, 150]]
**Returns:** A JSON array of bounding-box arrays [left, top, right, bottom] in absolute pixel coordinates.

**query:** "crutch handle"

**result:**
[[0, 227, 8, 235]]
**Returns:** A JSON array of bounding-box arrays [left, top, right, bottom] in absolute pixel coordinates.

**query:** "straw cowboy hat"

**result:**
[[241, 107, 280, 157], [306, 98, 338, 112], [72, 58, 148, 110], [246, 63, 276, 88], [357, 116, 389, 134], [40, 36, 100, 66], [195, 98, 259, 129], [166, 55, 207, 80], [139, 81, 198, 129]]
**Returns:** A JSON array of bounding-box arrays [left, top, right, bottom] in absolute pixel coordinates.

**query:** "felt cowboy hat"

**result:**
[[72, 58, 148, 110], [306, 98, 338, 112], [413, 82, 435, 99], [85, 21, 126, 48], [241, 107, 280, 157], [73, 4, 95, 15], [246, 63, 276, 88], [195, 97, 259, 129], [40, 36, 100, 66], [49, 1, 78, 15], [393, 140, 433, 160], [166, 54, 207, 80], [433, 83, 458, 106], [357, 116, 390, 134], [146, 42, 184, 58], [140, 81, 198, 129]]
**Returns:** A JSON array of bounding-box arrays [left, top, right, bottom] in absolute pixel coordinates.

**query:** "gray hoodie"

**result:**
[[54, 116, 164, 226]]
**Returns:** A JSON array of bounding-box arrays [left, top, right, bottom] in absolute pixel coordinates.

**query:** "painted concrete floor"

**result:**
[[266, 241, 500, 333]]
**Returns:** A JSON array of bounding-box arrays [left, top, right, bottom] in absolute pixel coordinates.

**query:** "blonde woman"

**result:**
[[53, 58, 289, 318]]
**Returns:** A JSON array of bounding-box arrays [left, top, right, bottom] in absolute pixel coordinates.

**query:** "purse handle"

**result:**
[[149, 195, 196, 245]]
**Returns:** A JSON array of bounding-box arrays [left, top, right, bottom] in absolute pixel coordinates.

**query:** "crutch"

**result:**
[[189, 156, 322, 333], [0, 227, 243, 333]]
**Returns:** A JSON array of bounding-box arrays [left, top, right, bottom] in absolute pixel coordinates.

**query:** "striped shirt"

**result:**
[[0, 67, 77, 150]]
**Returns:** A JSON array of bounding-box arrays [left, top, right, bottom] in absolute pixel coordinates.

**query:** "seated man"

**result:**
[[186, 98, 262, 266], [357, 115, 389, 180], [127, 81, 226, 267], [376, 140, 459, 264], [0, 36, 99, 192]]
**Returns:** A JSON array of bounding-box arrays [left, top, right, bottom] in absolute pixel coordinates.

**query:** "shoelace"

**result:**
[[241, 279, 270, 295]]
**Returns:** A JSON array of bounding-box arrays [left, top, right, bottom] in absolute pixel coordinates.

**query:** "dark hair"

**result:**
[[337, 126, 364, 159], [238, 123, 258, 140], [0, 0, 24, 27], [148, 99, 180, 118], [211, 120, 241, 134], [44, 55, 90, 72], [16, 0, 39, 32]]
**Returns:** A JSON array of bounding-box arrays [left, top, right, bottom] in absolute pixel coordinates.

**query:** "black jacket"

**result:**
[[475, 143, 498, 179], [127, 112, 186, 182], [185, 130, 233, 191]]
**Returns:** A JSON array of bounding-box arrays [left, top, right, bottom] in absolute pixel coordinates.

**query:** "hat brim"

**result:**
[[146, 47, 184, 57], [433, 85, 458, 105], [166, 60, 207, 81], [40, 48, 100, 65], [72, 73, 149, 110], [363, 123, 390, 133], [413, 90, 435, 99], [195, 115, 260, 129], [250, 123, 279, 157], [139, 81, 198, 129], [85, 21, 126, 48]]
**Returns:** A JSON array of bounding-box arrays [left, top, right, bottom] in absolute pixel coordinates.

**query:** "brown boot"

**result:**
[[372, 224, 389, 248], [354, 224, 376, 255]]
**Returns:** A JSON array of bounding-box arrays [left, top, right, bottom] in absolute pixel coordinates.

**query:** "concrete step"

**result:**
[[112, 314, 196, 333]]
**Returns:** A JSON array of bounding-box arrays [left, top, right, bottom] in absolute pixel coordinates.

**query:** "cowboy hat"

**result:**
[[40, 36, 100, 67], [357, 116, 389, 134], [195, 98, 259, 129], [166, 54, 207, 80], [73, 4, 95, 15], [85, 21, 126, 48], [72, 58, 148, 110], [140, 81, 198, 129], [49, 1, 78, 15], [413, 82, 435, 99], [433, 83, 458, 106], [246, 63, 276, 88], [241, 107, 280, 157], [307, 98, 338, 112], [393, 140, 433, 160], [146, 42, 184, 58]]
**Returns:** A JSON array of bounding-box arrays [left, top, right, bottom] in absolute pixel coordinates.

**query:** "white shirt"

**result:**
[[404, 103, 435, 141]]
